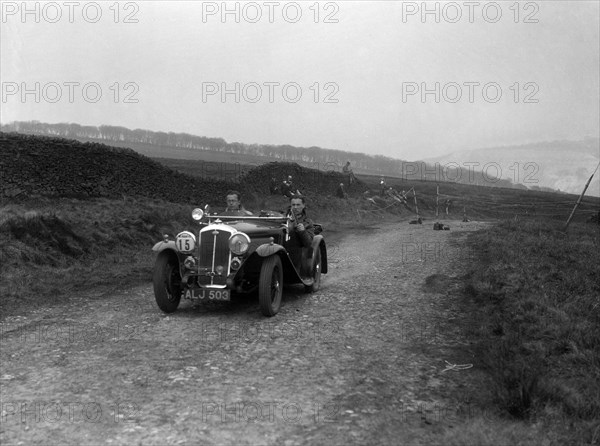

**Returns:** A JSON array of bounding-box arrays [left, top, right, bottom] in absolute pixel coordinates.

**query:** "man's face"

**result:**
[[290, 198, 305, 215], [226, 194, 240, 210]]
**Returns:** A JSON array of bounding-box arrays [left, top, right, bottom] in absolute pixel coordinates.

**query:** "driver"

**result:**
[[222, 190, 253, 216]]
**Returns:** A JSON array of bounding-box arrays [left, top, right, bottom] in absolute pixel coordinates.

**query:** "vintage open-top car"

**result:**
[[151, 207, 327, 316]]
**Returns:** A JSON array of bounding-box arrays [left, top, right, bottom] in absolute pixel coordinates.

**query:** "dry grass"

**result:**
[[0, 197, 196, 317], [461, 218, 600, 444]]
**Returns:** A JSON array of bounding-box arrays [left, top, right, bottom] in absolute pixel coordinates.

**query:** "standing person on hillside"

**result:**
[[269, 177, 279, 195], [336, 183, 348, 199], [445, 199, 452, 216], [379, 176, 387, 197], [343, 161, 356, 185]]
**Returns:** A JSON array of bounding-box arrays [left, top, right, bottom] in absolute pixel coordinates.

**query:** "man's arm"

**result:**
[[296, 217, 315, 247]]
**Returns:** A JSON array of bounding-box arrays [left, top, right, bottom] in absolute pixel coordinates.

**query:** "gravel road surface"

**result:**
[[1, 220, 490, 445]]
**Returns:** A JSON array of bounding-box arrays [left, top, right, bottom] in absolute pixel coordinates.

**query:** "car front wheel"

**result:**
[[153, 253, 182, 313], [259, 255, 283, 317]]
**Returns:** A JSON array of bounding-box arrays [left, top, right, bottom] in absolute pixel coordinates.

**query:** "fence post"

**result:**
[[564, 162, 599, 232], [436, 184, 439, 218], [413, 189, 419, 218]]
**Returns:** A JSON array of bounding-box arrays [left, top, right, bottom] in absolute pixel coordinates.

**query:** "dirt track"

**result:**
[[1, 220, 490, 445]]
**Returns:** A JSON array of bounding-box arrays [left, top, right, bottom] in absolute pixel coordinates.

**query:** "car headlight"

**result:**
[[228, 233, 250, 255], [176, 231, 196, 253], [192, 208, 204, 221]]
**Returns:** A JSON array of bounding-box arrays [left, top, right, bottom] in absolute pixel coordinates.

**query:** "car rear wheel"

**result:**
[[305, 247, 322, 293], [153, 253, 181, 313], [259, 255, 283, 317]]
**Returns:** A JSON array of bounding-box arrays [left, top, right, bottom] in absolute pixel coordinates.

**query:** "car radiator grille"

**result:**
[[197, 229, 230, 286]]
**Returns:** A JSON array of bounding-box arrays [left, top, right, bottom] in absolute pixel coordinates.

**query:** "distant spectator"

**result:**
[[269, 177, 279, 195], [445, 199, 452, 215], [379, 176, 387, 196], [399, 190, 408, 203], [336, 183, 348, 199], [343, 161, 356, 185], [281, 175, 300, 198]]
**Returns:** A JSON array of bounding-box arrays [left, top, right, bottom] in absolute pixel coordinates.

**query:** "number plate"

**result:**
[[184, 288, 230, 302]]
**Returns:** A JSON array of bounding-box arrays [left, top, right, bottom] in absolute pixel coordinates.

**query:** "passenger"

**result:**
[[222, 190, 253, 216], [286, 196, 315, 248]]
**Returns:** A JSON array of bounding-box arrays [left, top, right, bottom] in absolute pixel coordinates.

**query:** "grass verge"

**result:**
[[0, 197, 198, 318], [460, 217, 600, 444]]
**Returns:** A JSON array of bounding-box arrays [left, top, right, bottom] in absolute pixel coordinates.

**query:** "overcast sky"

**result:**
[[1, 1, 598, 160]]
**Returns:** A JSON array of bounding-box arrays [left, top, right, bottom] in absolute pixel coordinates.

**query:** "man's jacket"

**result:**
[[286, 208, 315, 248]]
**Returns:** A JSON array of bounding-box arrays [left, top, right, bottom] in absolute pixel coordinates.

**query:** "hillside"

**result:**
[[423, 139, 600, 197], [1, 121, 526, 191], [0, 132, 356, 205], [0, 132, 239, 205], [2, 132, 599, 225]]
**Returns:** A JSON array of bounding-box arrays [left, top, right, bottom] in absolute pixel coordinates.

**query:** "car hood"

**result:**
[[213, 220, 284, 235]]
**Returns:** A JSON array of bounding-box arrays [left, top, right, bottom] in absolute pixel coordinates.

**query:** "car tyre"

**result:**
[[153, 253, 181, 313], [259, 255, 283, 317], [304, 247, 322, 293]]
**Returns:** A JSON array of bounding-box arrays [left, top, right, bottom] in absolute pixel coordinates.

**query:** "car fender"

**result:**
[[252, 243, 304, 283], [152, 240, 178, 253], [311, 235, 328, 274], [255, 242, 286, 257]]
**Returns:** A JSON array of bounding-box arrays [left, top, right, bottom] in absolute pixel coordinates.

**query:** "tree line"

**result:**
[[1, 120, 520, 188]]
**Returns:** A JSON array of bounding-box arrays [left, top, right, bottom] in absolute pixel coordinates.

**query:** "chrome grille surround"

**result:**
[[197, 224, 236, 287]]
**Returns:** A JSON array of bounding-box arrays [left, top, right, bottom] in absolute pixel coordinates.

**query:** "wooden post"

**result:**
[[436, 185, 439, 218], [413, 189, 419, 218], [564, 162, 600, 232]]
